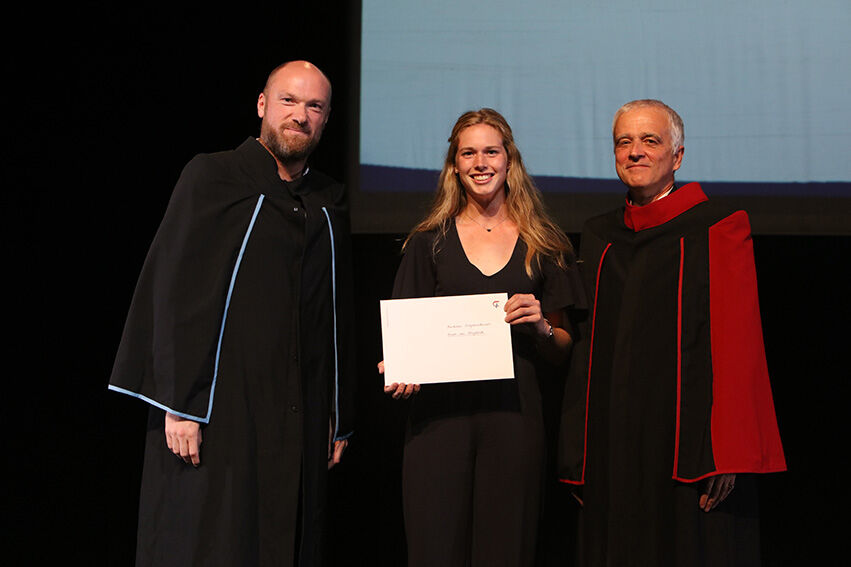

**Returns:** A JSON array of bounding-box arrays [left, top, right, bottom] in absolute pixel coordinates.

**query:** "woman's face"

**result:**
[[453, 124, 509, 202]]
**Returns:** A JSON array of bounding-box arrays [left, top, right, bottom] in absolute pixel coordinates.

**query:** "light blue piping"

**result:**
[[107, 384, 208, 422], [321, 207, 342, 440], [205, 194, 266, 422], [109, 195, 266, 424]]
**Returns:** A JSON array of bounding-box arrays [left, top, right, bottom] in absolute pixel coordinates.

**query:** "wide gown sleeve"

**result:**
[[109, 154, 258, 422], [702, 210, 786, 475]]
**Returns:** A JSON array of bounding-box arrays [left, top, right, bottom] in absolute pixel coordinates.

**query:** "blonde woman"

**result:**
[[382, 108, 585, 566]]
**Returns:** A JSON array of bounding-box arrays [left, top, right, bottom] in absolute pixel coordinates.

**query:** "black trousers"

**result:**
[[402, 410, 545, 567]]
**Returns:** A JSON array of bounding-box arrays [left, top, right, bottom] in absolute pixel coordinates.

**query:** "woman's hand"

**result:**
[[378, 360, 421, 399], [504, 293, 550, 339], [505, 295, 573, 363]]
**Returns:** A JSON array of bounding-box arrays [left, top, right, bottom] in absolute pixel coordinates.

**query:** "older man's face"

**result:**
[[258, 63, 331, 164], [613, 107, 683, 202]]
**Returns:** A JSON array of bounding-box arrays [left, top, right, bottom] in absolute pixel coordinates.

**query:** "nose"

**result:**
[[473, 152, 487, 169], [292, 103, 308, 124], [628, 141, 644, 161]]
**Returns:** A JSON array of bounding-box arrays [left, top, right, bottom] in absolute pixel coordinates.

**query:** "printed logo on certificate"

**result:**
[[380, 292, 515, 385]]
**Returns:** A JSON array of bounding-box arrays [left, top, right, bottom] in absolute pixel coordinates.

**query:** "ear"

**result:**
[[672, 146, 684, 172], [257, 93, 266, 119]]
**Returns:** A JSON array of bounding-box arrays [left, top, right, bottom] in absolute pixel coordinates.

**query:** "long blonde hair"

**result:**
[[405, 108, 572, 276]]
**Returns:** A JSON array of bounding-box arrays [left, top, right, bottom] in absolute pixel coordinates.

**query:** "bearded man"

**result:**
[[109, 61, 355, 567]]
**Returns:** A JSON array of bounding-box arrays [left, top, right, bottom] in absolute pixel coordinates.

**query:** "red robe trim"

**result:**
[[563, 242, 613, 486], [673, 237, 685, 477]]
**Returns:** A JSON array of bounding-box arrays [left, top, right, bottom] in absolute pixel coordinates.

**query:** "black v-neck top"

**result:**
[[391, 220, 585, 428]]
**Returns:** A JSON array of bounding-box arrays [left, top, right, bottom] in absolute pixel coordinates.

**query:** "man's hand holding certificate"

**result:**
[[380, 293, 515, 385]]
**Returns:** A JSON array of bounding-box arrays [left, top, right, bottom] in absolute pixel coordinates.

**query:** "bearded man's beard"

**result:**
[[261, 121, 322, 164]]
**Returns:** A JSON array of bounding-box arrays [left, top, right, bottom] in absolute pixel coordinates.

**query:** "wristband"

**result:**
[[538, 318, 554, 343]]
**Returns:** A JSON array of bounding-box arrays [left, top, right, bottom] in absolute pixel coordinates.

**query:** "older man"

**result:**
[[109, 61, 355, 566], [559, 100, 785, 566]]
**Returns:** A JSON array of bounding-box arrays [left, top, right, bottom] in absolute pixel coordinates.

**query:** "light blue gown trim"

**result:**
[[109, 194, 266, 424], [107, 384, 207, 422], [205, 194, 266, 422], [321, 207, 343, 441]]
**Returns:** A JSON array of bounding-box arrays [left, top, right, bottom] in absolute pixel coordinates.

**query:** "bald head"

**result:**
[[264, 60, 332, 106]]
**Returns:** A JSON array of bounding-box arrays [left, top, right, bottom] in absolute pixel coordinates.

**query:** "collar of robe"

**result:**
[[243, 137, 311, 195], [623, 182, 709, 232]]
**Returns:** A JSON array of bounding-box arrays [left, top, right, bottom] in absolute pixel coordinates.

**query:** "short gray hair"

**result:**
[[612, 99, 684, 154]]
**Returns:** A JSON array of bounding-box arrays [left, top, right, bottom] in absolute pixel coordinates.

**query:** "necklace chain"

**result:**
[[465, 211, 508, 232]]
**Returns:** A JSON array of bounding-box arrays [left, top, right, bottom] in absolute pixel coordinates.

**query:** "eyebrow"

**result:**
[[458, 145, 502, 151], [277, 92, 326, 105], [615, 132, 663, 141]]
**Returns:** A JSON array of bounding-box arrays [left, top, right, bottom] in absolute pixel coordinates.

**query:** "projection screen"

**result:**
[[354, 0, 850, 234]]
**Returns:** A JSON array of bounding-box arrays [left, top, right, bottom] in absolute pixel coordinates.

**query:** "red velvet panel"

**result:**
[[708, 211, 786, 473]]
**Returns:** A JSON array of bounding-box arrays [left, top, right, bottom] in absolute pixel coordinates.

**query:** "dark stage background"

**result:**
[[6, 4, 847, 566]]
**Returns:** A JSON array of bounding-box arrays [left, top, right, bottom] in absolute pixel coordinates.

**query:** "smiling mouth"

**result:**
[[282, 122, 310, 135], [471, 173, 494, 183]]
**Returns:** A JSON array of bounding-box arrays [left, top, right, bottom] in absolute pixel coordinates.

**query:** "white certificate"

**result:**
[[380, 292, 515, 385]]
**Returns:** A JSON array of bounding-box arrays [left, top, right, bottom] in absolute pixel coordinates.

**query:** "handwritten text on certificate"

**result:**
[[380, 293, 515, 385]]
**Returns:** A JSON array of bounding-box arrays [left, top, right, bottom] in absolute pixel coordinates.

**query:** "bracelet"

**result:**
[[537, 318, 554, 343]]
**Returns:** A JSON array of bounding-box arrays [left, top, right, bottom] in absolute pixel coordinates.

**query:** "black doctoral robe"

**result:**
[[109, 137, 355, 566], [558, 183, 785, 566]]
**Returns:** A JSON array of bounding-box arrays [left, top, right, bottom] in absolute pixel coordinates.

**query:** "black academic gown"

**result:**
[[109, 137, 355, 567], [558, 183, 784, 566]]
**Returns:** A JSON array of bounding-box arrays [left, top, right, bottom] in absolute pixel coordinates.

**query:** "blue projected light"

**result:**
[[360, 0, 850, 196]]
